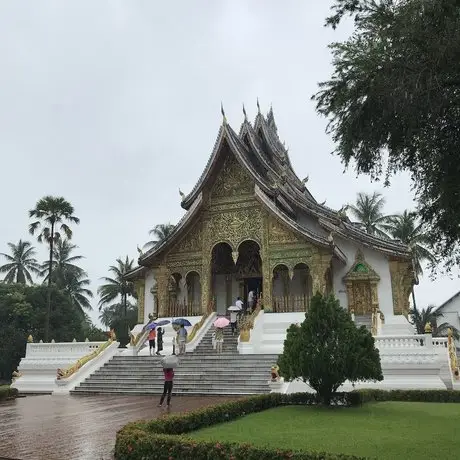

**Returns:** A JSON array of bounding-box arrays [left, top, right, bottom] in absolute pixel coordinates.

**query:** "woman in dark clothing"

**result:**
[[156, 327, 164, 356]]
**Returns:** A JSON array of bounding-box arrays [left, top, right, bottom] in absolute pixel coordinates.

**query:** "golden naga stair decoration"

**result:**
[[239, 301, 262, 343], [447, 328, 460, 380], [187, 297, 216, 343], [56, 330, 117, 380]]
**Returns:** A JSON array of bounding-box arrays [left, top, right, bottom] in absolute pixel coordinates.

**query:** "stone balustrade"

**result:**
[[375, 335, 427, 348]]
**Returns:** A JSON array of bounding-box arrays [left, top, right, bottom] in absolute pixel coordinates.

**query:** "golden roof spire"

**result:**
[[221, 102, 227, 125], [243, 104, 247, 120]]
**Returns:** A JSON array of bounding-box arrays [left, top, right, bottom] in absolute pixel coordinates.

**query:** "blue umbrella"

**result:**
[[172, 318, 192, 327], [156, 319, 171, 326], [145, 322, 158, 330]]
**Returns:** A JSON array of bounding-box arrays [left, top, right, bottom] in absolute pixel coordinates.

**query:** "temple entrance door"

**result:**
[[244, 277, 262, 305], [352, 281, 373, 316]]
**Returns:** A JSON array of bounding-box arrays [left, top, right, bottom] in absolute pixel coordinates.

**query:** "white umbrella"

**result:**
[[161, 355, 179, 369], [228, 306, 240, 311]]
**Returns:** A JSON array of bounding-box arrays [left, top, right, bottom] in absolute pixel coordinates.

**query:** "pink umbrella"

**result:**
[[213, 317, 230, 328]]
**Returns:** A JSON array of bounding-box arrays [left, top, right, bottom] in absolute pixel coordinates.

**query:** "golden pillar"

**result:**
[[201, 251, 212, 314], [134, 279, 145, 324], [310, 254, 331, 294], [261, 211, 272, 311], [155, 266, 170, 318]]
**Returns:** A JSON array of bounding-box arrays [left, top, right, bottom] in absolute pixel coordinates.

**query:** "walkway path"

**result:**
[[0, 394, 239, 460]]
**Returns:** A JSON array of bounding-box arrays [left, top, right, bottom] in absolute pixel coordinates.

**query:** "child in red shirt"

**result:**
[[148, 329, 156, 356], [158, 368, 174, 407]]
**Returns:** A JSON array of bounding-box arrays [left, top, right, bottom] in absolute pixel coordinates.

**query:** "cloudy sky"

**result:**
[[0, 0, 458, 327]]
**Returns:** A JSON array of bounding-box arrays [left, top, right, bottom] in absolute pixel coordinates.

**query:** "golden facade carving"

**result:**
[[268, 216, 303, 245], [154, 267, 170, 317], [389, 258, 413, 316], [343, 250, 380, 316], [204, 207, 263, 250], [210, 153, 253, 198], [174, 222, 202, 253]]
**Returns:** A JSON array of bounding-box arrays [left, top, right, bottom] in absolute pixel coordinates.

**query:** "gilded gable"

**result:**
[[210, 154, 254, 199], [268, 216, 304, 245], [170, 222, 203, 254]]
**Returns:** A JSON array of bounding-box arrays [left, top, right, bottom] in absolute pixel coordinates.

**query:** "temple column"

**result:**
[[154, 266, 170, 318], [310, 254, 332, 295], [134, 279, 145, 324], [389, 259, 414, 316], [261, 212, 272, 311], [201, 251, 212, 314]]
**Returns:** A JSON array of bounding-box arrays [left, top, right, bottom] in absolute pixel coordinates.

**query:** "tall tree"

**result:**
[[29, 196, 80, 342], [41, 239, 85, 285], [384, 210, 437, 308], [144, 223, 175, 251], [349, 192, 392, 238], [97, 256, 136, 316], [0, 240, 40, 284], [60, 270, 93, 315], [313, 0, 460, 271]]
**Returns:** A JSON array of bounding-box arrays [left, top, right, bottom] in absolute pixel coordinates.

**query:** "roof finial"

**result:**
[[221, 102, 227, 125], [243, 104, 247, 120], [256, 98, 261, 114]]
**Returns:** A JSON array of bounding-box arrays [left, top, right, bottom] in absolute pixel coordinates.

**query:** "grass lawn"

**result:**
[[189, 402, 460, 459]]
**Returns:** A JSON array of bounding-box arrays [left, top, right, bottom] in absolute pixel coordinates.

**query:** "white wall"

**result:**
[[437, 295, 460, 339], [332, 236, 394, 317], [144, 269, 155, 322]]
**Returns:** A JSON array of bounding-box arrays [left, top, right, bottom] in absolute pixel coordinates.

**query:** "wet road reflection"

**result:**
[[0, 395, 239, 460]]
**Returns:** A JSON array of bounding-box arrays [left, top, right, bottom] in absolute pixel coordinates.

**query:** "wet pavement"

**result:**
[[0, 394, 240, 460]]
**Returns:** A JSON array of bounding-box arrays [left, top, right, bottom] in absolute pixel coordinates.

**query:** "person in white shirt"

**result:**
[[230, 309, 238, 335], [235, 297, 244, 316], [248, 290, 255, 313]]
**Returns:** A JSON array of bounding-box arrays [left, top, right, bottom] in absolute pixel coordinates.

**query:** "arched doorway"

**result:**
[[185, 271, 201, 315], [211, 242, 235, 315], [236, 240, 262, 312], [272, 263, 312, 312]]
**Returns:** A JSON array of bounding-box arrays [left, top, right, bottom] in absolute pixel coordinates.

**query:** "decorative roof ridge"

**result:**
[[239, 120, 281, 180], [124, 265, 146, 281], [318, 218, 412, 257], [181, 125, 225, 209], [223, 124, 274, 195], [139, 193, 203, 264], [254, 185, 332, 248]]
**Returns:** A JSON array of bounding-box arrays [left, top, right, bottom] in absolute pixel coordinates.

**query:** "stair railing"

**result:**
[[56, 330, 117, 380], [239, 300, 262, 343]]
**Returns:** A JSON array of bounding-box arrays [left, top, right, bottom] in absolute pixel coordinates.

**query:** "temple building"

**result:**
[[126, 104, 416, 325]]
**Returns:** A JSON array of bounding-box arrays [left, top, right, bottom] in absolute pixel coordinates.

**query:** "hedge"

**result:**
[[0, 385, 18, 401], [114, 389, 460, 460]]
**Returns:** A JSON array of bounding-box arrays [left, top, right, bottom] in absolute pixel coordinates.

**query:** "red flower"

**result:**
[[127, 445, 133, 452], [215, 442, 222, 449]]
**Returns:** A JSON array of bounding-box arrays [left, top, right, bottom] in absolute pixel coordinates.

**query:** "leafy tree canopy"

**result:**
[[278, 293, 383, 404], [314, 0, 460, 271]]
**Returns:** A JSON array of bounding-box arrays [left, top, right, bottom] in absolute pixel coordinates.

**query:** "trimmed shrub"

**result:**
[[0, 385, 18, 401], [115, 392, 363, 459], [354, 389, 460, 404]]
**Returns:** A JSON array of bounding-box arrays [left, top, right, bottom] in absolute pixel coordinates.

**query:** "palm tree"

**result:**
[[97, 256, 136, 316], [0, 240, 40, 284], [99, 301, 138, 328], [61, 270, 93, 315], [29, 196, 80, 341], [143, 223, 175, 250], [349, 192, 392, 238], [41, 239, 85, 285], [409, 306, 460, 340], [384, 210, 437, 309]]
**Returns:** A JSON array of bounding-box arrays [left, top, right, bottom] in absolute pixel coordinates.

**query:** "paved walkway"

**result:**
[[0, 395, 239, 460]]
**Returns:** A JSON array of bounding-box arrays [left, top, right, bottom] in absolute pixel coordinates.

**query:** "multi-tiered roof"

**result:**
[[136, 104, 411, 270]]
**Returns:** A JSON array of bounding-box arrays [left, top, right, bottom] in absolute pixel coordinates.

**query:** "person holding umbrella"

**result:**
[[213, 317, 230, 353], [228, 306, 240, 335], [158, 354, 178, 408], [148, 327, 156, 356], [156, 327, 164, 356]]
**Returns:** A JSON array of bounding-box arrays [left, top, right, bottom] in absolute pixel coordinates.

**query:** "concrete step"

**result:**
[[72, 388, 267, 395]]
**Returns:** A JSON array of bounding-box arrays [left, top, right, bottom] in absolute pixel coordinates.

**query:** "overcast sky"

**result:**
[[0, 0, 458, 327]]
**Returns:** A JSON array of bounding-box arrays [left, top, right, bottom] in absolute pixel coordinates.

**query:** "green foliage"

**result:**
[[143, 222, 175, 251], [355, 389, 460, 404], [314, 0, 460, 271], [0, 240, 40, 284], [0, 385, 18, 401], [348, 192, 392, 237], [114, 394, 365, 460], [99, 301, 138, 346], [278, 293, 383, 404], [97, 256, 136, 313], [409, 306, 460, 339], [0, 283, 96, 382]]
